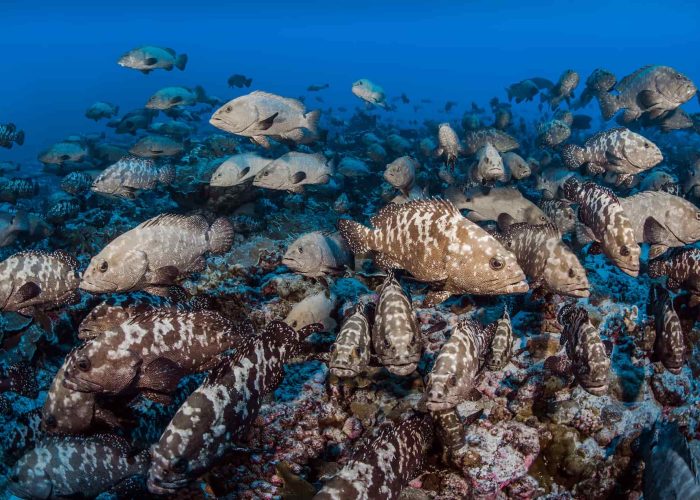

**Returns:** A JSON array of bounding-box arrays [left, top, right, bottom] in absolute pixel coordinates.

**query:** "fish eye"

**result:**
[[644, 142, 650, 149], [489, 257, 504, 270], [506, 241, 512, 248], [171, 457, 188, 474], [568, 269, 576, 278], [225, 106, 233, 113], [383, 337, 391, 348], [298, 247, 304, 254], [263, 171, 270, 176], [98, 261, 108, 272], [540, 216, 546, 221], [696, 213, 700, 221], [77, 357, 91, 372], [449, 374, 457, 386], [620, 245, 630, 256], [45, 415, 57, 429]]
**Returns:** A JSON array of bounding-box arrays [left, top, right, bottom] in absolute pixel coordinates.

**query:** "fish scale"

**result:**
[[425, 318, 494, 411], [313, 414, 433, 500], [147, 321, 323, 494], [557, 304, 610, 395]]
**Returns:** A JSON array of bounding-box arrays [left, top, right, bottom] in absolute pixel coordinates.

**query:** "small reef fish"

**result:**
[[0, 123, 24, 149], [352, 78, 388, 108], [436, 123, 463, 168], [648, 248, 700, 306], [446, 185, 549, 226], [384, 156, 418, 196], [485, 309, 514, 370], [650, 286, 685, 374], [471, 143, 505, 184], [209, 152, 270, 187], [464, 127, 519, 155], [85, 102, 119, 121]]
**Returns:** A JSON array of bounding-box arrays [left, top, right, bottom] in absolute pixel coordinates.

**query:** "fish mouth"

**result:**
[[582, 383, 608, 396], [330, 366, 360, 378], [558, 287, 590, 298], [425, 400, 457, 412], [383, 361, 418, 376], [79, 277, 118, 294], [615, 261, 640, 277], [147, 474, 189, 495]]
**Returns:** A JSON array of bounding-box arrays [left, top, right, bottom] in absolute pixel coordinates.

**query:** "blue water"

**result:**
[[2, 0, 699, 163]]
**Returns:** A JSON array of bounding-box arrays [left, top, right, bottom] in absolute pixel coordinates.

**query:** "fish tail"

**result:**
[[647, 260, 666, 278], [14, 129, 24, 146], [561, 144, 585, 169], [337, 218, 373, 254], [505, 87, 513, 101], [193, 85, 206, 102], [562, 176, 581, 203], [158, 165, 176, 185], [207, 217, 234, 254], [304, 109, 321, 134], [596, 91, 618, 120], [175, 53, 188, 71], [245, 77, 253, 87]]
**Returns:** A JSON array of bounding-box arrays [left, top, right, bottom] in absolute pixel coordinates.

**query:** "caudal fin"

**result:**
[[208, 217, 234, 254], [561, 144, 586, 169], [176, 53, 188, 71], [337, 219, 373, 254], [193, 85, 207, 102], [304, 109, 321, 135], [562, 176, 581, 203], [14, 130, 24, 146], [596, 91, 619, 120]]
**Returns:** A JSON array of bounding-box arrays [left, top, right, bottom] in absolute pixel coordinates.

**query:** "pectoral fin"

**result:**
[[643, 217, 668, 244], [256, 112, 279, 131], [13, 282, 41, 304], [140, 357, 183, 395]]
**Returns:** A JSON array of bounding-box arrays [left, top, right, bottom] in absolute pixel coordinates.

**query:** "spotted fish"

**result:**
[[0, 250, 80, 316], [313, 413, 433, 500], [648, 248, 700, 306], [464, 128, 519, 155], [485, 310, 514, 370], [373, 272, 421, 376], [91, 155, 176, 199], [650, 286, 685, 374], [539, 199, 577, 235], [330, 302, 373, 378], [620, 191, 700, 259], [7, 434, 149, 499], [563, 177, 640, 276], [561, 128, 662, 187], [42, 364, 122, 435], [338, 199, 528, 306], [147, 321, 323, 494], [471, 143, 505, 185], [495, 220, 590, 297], [436, 123, 463, 168], [64, 309, 249, 403], [424, 318, 495, 411], [557, 303, 610, 395]]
